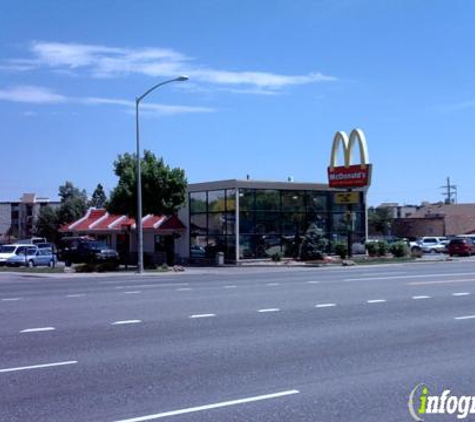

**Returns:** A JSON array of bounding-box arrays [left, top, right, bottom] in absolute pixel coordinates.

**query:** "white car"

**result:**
[[0, 244, 36, 265], [418, 237, 447, 253]]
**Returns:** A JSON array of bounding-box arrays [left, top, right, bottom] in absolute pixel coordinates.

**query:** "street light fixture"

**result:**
[[135, 75, 189, 274]]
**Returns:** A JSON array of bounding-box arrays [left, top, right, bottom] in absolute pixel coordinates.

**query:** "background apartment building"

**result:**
[[0, 193, 60, 242]]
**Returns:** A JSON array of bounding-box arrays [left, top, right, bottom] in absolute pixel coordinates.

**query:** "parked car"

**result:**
[[0, 244, 37, 266], [6, 246, 57, 268], [418, 237, 447, 253], [448, 238, 475, 257], [13, 237, 47, 245], [58, 236, 119, 266]]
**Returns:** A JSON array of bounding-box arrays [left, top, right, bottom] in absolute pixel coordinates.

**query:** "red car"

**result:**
[[448, 238, 475, 257]]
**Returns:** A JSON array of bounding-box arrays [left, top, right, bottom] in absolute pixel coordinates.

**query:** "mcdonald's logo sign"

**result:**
[[327, 128, 372, 188]]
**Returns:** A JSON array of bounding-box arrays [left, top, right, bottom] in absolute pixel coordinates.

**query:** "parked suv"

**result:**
[[448, 238, 475, 257], [418, 237, 447, 253], [58, 236, 119, 266]]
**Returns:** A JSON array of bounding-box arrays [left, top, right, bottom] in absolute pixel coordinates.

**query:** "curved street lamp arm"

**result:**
[[136, 76, 189, 103]]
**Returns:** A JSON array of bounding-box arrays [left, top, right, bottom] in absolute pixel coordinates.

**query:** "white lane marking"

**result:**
[[409, 278, 475, 286], [177, 288, 192, 291], [306, 281, 320, 284], [315, 303, 336, 308], [346, 272, 475, 282], [0, 360, 78, 373], [2, 298, 22, 301], [453, 292, 471, 297], [20, 327, 55, 333], [66, 294, 86, 298], [455, 315, 475, 320], [266, 283, 280, 286], [361, 272, 407, 276], [258, 308, 280, 313], [367, 299, 387, 304], [189, 314, 216, 319], [113, 389, 300, 422], [224, 285, 237, 289], [115, 283, 189, 289], [112, 320, 142, 325], [412, 295, 431, 300], [124, 291, 141, 294]]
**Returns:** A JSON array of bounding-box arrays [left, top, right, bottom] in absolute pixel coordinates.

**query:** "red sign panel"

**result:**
[[327, 164, 372, 188]]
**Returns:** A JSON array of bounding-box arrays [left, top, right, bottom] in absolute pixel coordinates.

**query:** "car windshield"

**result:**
[[88, 241, 107, 250], [0, 246, 16, 253]]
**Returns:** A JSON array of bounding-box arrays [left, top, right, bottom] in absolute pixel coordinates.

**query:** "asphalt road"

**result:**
[[2, 260, 475, 421]]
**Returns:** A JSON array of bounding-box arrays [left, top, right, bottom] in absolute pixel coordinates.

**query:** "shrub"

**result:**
[[377, 241, 390, 256], [334, 242, 348, 259], [271, 252, 282, 263], [300, 224, 328, 261], [74, 262, 119, 273], [389, 241, 409, 258], [366, 241, 379, 257]]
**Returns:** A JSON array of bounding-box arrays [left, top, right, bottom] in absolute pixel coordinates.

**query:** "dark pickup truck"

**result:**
[[58, 236, 119, 267]]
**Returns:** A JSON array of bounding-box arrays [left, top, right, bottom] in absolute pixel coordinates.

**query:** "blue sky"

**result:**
[[1, 0, 474, 206]]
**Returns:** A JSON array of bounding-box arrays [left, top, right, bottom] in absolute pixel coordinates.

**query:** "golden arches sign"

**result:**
[[327, 128, 372, 188]]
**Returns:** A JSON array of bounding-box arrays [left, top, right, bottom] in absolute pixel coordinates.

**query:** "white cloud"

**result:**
[[0, 85, 215, 115], [0, 85, 66, 103], [4, 41, 337, 92]]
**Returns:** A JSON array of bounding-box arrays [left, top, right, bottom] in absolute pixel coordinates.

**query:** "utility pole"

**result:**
[[440, 177, 457, 204]]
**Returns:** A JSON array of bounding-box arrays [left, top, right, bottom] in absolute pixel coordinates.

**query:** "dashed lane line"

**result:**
[[20, 327, 55, 333], [452, 292, 471, 297], [189, 314, 216, 319], [123, 291, 141, 294], [412, 295, 431, 300], [0, 360, 78, 374], [112, 320, 142, 325], [367, 299, 387, 304], [258, 308, 280, 313], [455, 315, 475, 321], [315, 303, 337, 308], [113, 389, 300, 422]]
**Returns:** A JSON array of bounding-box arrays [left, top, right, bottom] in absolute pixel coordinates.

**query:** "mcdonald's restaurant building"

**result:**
[[176, 178, 368, 263]]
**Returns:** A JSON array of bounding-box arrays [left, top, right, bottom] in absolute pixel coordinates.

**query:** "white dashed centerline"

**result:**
[[258, 308, 280, 313], [366, 299, 387, 304], [114, 389, 300, 422], [452, 292, 470, 297], [224, 285, 237, 289], [315, 303, 336, 308], [412, 295, 431, 300], [112, 320, 142, 325], [0, 360, 78, 374], [306, 281, 320, 284], [66, 294, 86, 298], [124, 291, 141, 294], [189, 314, 216, 319], [177, 288, 192, 291], [266, 283, 280, 286], [20, 327, 55, 333], [2, 298, 22, 301]]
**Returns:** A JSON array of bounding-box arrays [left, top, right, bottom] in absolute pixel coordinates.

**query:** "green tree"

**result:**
[[57, 181, 88, 225], [89, 183, 107, 208], [34, 205, 59, 242], [108, 150, 187, 218], [300, 223, 329, 261], [368, 207, 393, 236]]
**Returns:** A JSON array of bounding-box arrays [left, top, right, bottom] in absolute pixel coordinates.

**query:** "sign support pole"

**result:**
[[347, 189, 352, 259]]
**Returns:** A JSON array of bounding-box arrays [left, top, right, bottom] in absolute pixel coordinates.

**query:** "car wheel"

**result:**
[[28, 260, 35, 268]]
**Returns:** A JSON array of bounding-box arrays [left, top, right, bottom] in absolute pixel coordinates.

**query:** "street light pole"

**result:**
[[135, 75, 189, 274]]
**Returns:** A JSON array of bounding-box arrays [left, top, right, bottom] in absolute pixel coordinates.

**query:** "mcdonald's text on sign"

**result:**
[[328, 164, 372, 188], [327, 128, 372, 189]]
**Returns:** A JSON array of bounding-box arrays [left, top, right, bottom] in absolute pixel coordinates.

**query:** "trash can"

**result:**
[[216, 252, 224, 266]]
